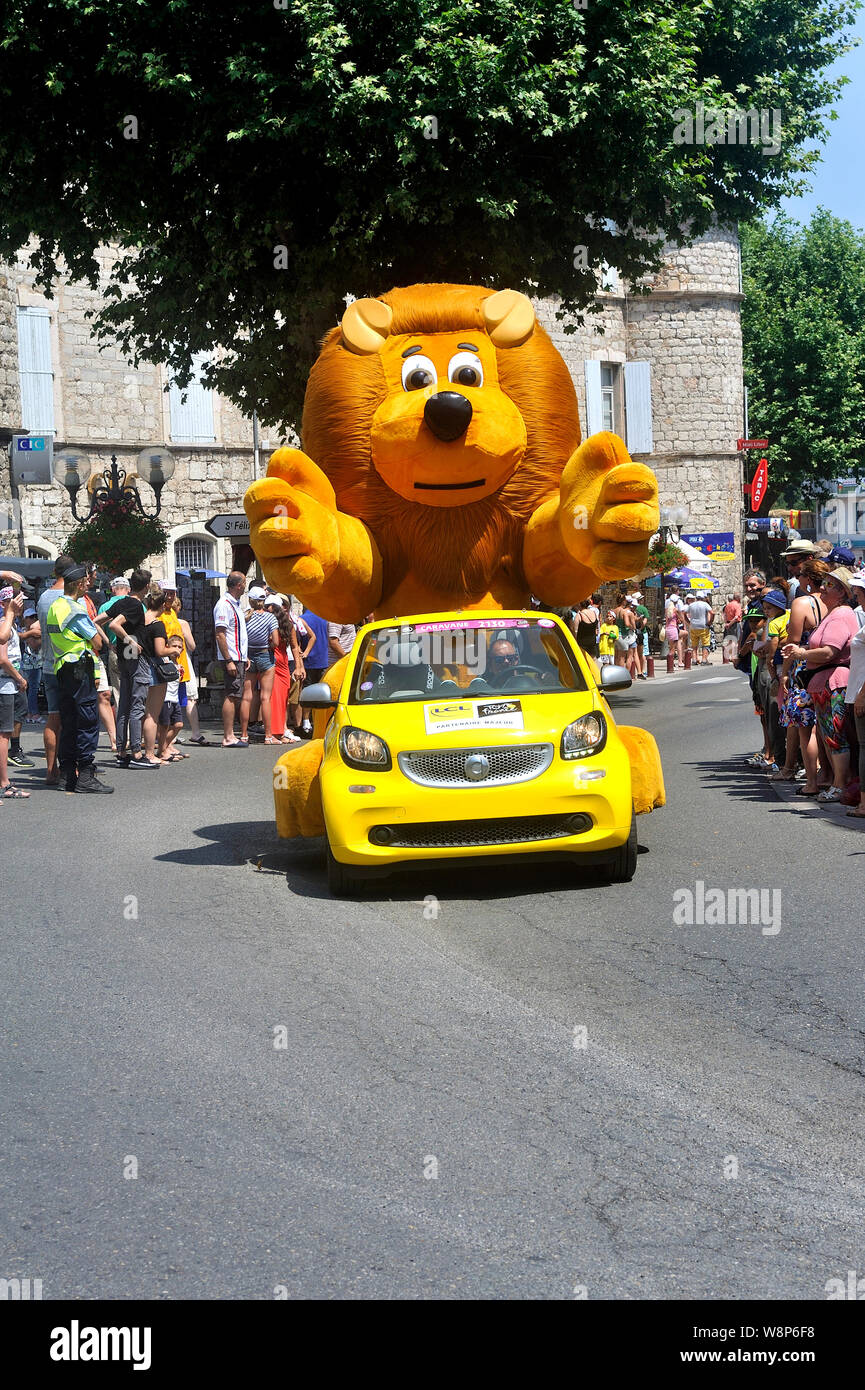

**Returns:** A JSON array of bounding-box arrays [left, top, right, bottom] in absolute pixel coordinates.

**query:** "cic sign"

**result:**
[[10, 433, 53, 485]]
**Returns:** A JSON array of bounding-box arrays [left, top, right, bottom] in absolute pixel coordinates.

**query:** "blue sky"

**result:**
[[780, 10, 865, 229]]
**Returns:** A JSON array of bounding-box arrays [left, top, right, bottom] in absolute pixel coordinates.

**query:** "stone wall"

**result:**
[[534, 227, 745, 597]]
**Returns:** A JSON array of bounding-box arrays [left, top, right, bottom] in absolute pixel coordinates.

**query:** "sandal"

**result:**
[[768, 768, 796, 781], [1, 783, 30, 798], [187, 736, 207, 746], [845, 808, 865, 818], [818, 787, 843, 803], [795, 787, 820, 797], [264, 736, 281, 744]]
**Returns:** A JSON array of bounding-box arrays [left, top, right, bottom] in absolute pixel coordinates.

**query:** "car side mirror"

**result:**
[[600, 665, 632, 692], [302, 682, 337, 708]]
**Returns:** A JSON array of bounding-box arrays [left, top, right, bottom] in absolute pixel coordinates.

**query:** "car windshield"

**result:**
[[349, 618, 588, 703]]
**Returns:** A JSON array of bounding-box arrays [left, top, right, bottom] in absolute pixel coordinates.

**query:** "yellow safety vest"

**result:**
[[46, 595, 96, 672]]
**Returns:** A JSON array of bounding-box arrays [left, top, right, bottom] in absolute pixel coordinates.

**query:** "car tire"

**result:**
[[326, 840, 371, 898], [606, 813, 637, 883]]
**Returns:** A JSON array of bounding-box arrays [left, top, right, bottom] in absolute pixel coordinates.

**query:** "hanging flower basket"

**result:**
[[66, 497, 168, 574], [644, 538, 688, 575]]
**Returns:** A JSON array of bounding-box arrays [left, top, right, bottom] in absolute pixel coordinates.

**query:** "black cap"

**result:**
[[64, 564, 88, 581]]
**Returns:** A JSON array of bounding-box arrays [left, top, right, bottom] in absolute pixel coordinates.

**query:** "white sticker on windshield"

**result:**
[[423, 698, 524, 735]]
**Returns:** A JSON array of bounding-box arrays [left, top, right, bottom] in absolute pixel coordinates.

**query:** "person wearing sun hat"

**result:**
[[752, 587, 789, 769], [781, 538, 817, 601], [781, 566, 859, 803], [742, 600, 774, 765]]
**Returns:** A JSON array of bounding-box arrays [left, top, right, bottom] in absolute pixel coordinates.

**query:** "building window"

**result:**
[[174, 536, 214, 572], [27, 546, 50, 559], [600, 364, 619, 432], [168, 353, 216, 443], [17, 307, 55, 433], [585, 359, 653, 452]]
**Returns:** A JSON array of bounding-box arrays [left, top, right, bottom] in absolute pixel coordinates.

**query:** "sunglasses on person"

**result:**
[[491, 652, 519, 664]]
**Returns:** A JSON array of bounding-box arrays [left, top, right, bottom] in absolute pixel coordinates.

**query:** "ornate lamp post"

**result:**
[[659, 501, 690, 546], [53, 446, 175, 520]]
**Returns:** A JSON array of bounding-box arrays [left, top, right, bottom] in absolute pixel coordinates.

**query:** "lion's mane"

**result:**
[[301, 284, 582, 605]]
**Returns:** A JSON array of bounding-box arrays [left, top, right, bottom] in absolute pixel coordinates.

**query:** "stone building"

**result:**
[[0, 229, 744, 592]]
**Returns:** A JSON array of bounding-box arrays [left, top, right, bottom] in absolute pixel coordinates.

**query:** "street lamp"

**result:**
[[659, 501, 690, 545], [53, 445, 174, 520]]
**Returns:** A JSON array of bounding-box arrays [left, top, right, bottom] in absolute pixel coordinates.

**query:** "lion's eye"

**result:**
[[401, 355, 437, 391], [447, 351, 484, 388]]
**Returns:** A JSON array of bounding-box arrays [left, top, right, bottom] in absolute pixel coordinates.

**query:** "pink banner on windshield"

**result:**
[[413, 618, 531, 633]]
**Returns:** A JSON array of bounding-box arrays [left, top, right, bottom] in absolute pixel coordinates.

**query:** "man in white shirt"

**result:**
[[686, 595, 715, 666], [213, 570, 251, 746]]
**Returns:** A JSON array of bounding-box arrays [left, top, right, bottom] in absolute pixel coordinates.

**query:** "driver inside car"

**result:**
[[485, 639, 521, 688]]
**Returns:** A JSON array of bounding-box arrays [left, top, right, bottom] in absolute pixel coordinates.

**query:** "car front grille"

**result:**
[[397, 743, 553, 788], [375, 813, 591, 850]]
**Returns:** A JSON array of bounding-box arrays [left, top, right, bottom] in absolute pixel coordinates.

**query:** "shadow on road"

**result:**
[[689, 757, 865, 843], [157, 820, 651, 902]]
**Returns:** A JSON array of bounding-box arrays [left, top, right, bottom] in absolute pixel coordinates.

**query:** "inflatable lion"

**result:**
[[244, 283, 664, 835]]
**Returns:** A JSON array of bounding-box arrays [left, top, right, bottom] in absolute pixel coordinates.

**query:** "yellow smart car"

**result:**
[[303, 611, 639, 896]]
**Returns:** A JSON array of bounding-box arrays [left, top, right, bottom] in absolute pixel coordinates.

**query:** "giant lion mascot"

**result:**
[[245, 283, 664, 837]]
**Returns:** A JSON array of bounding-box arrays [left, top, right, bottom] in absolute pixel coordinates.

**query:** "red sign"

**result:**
[[750, 457, 769, 513], [738, 438, 769, 450]]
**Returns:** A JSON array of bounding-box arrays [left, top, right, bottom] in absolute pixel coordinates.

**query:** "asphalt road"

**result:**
[[2, 667, 863, 1300]]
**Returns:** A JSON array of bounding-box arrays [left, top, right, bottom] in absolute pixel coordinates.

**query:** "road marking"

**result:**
[[693, 676, 742, 684]]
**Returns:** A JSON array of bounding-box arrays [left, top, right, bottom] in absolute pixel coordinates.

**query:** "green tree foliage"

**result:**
[[0, 0, 858, 428], [741, 211, 865, 506]]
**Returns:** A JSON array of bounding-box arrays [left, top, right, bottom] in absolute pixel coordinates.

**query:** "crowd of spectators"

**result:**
[[0, 557, 362, 794], [211, 572, 357, 748], [729, 542, 865, 817]]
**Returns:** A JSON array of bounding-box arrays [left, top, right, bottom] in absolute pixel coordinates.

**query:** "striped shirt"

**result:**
[[245, 609, 277, 652]]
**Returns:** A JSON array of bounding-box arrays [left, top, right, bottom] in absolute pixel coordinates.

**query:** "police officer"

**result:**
[[46, 564, 113, 794]]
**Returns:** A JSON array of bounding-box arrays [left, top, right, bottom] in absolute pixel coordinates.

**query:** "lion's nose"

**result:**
[[423, 391, 473, 442]]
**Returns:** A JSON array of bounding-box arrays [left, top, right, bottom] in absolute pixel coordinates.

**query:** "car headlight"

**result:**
[[561, 713, 606, 760], [339, 727, 392, 771]]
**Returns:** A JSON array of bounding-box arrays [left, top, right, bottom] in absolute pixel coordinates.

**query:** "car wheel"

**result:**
[[326, 840, 371, 898], [606, 813, 637, 883]]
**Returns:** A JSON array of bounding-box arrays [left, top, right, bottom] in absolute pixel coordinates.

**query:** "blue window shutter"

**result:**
[[169, 353, 216, 443], [584, 360, 603, 436], [624, 361, 653, 454], [17, 308, 55, 433]]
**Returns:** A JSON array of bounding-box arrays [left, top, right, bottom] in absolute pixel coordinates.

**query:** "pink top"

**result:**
[[723, 600, 742, 623], [807, 606, 859, 693]]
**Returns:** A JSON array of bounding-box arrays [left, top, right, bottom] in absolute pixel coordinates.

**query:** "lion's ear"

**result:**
[[482, 289, 535, 347], [340, 297, 393, 354]]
